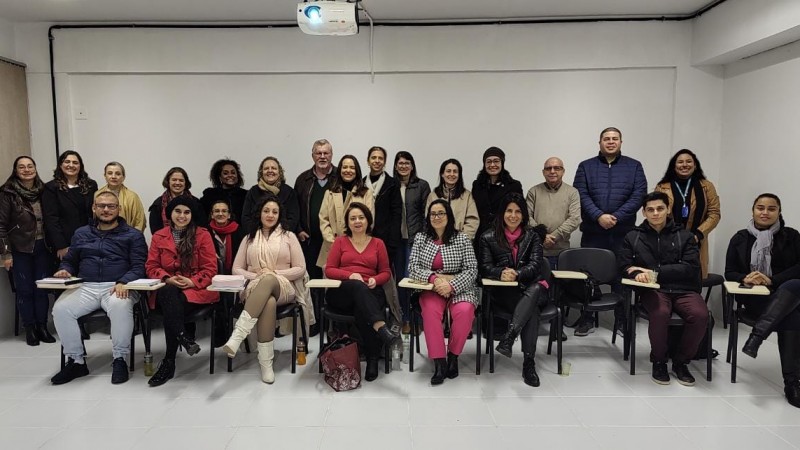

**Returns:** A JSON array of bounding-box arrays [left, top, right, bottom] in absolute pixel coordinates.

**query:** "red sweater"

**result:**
[[325, 236, 391, 285]]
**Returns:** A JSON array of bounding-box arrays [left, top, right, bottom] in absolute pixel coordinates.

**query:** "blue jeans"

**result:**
[[12, 239, 52, 327], [394, 239, 411, 321]]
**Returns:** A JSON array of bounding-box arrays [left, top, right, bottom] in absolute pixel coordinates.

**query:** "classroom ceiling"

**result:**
[[0, 0, 722, 23]]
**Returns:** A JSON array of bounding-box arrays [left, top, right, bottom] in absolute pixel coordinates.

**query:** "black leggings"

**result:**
[[326, 280, 387, 357], [157, 285, 206, 359], [494, 284, 547, 355]]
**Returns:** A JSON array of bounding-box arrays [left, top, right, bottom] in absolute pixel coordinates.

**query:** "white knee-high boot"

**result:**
[[257, 341, 275, 384], [223, 311, 258, 358]]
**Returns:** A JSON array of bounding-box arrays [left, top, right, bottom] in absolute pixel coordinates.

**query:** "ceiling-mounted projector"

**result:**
[[297, 1, 359, 36]]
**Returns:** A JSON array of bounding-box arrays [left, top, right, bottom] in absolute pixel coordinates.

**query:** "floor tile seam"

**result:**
[[718, 395, 781, 426], [763, 426, 800, 450]]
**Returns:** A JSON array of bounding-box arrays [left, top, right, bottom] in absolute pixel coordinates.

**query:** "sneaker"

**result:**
[[672, 362, 696, 386], [51, 358, 89, 385], [652, 362, 670, 385], [111, 357, 129, 384], [573, 320, 594, 337]]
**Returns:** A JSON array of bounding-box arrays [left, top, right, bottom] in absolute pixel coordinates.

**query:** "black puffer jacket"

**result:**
[[42, 179, 98, 251], [725, 225, 800, 291], [478, 226, 545, 290], [618, 219, 701, 293]]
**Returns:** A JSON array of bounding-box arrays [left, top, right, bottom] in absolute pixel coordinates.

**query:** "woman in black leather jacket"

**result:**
[[0, 156, 56, 346], [478, 193, 548, 387]]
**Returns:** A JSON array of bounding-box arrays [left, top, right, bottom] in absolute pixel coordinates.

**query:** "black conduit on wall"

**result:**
[[47, 0, 727, 159]]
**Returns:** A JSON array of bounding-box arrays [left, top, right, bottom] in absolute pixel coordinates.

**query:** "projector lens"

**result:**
[[304, 5, 322, 23]]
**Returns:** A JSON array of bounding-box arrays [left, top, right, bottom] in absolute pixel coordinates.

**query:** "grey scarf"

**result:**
[[746, 218, 780, 276]]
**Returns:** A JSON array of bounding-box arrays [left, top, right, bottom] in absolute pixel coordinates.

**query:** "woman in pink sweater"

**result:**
[[222, 196, 306, 384], [324, 202, 400, 381]]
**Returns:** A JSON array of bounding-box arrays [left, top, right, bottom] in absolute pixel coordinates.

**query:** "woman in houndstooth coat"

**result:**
[[408, 199, 478, 386]]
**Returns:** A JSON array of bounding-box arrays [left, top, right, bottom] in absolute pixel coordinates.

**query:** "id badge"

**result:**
[[681, 204, 689, 218]]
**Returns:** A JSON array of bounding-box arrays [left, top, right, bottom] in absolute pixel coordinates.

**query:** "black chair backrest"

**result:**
[[557, 247, 619, 285], [540, 257, 552, 286]]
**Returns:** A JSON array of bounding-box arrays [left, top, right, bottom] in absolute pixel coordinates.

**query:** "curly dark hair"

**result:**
[[209, 159, 244, 189], [247, 194, 286, 239], [657, 149, 707, 184]]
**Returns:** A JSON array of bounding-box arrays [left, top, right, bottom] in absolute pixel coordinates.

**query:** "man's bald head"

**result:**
[[542, 157, 565, 188]]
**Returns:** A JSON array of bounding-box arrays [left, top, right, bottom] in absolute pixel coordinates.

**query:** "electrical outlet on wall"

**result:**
[[74, 107, 88, 120]]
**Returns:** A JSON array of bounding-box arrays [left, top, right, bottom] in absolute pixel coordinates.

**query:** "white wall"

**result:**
[[0, 17, 15, 59], [693, 0, 800, 65], [718, 40, 800, 261], [13, 21, 722, 222]]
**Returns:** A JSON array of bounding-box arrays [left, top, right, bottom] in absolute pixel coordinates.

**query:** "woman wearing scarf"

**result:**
[[224, 195, 311, 383], [425, 158, 479, 240], [241, 156, 300, 234], [478, 193, 549, 387], [147, 167, 203, 232], [655, 149, 721, 279], [145, 196, 218, 387], [725, 193, 800, 408], [316, 154, 374, 268], [95, 161, 146, 232], [0, 156, 56, 346], [208, 199, 244, 275]]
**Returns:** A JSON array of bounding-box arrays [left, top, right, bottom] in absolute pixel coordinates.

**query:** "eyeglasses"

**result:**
[[485, 158, 502, 165], [396, 161, 412, 167], [95, 204, 119, 210], [429, 212, 447, 219], [543, 166, 564, 172]]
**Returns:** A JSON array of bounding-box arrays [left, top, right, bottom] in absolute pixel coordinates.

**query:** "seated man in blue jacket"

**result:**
[[50, 191, 148, 385], [618, 191, 708, 386]]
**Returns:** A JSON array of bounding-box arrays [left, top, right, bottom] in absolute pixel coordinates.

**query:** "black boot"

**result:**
[[35, 323, 56, 344], [431, 358, 447, 385], [177, 332, 200, 356], [522, 353, 540, 387], [742, 335, 763, 359], [148, 358, 176, 387], [778, 331, 800, 408], [365, 356, 379, 382], [495, 323, 522, 358], [25, 326, 40, 346], [446, 352, 459, 379], [748, 289, 800, 358]]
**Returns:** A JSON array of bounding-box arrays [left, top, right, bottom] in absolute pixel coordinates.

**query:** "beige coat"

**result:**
[[425, 190, 480, 240], [316, 188, 374, 268], [654, 178, 720, 279]]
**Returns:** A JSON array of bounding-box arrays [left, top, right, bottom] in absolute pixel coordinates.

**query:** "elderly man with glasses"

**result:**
[[49, 191, 148, 385], [525, 157, 581, 269]]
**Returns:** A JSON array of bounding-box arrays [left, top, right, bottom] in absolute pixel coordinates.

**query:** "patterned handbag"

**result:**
[[319, 335, 361, 391]]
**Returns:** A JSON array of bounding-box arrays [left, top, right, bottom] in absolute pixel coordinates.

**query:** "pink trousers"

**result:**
[[420, 292, 475, 359]]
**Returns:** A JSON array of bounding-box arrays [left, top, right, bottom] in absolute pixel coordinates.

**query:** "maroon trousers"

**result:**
[[641, 290, 708, 364]]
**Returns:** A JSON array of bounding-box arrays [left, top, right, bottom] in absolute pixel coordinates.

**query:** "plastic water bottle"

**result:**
[[392, 341, 402, 371], [143, 352, 154, 376]]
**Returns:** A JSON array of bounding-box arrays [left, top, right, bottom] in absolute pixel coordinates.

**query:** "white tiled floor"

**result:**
[[1, 321, 798, 450]]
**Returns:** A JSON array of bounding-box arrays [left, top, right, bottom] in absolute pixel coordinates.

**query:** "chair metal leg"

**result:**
[[475, 305, 481, 376], [706, 313, 713, 382], [731, 307, 739, 383], [384, 307, 391, 374], [629, 304, 637, 376], [488, 308, 495, 374], [409, 304, 416, 373], [318, 308, 326, 374], [556, 309, 563, 375], [209, 312, 216, 375], [291, 309, 298, 374]]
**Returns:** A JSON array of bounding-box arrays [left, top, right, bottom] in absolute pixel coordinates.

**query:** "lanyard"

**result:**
[[674, 179, 692, 219]]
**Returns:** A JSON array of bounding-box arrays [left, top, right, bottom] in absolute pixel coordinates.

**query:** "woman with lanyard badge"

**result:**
[[655, 149, 720, 279]]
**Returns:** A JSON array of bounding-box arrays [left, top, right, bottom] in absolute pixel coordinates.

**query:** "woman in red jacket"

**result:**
[[146, 197, 218, 386]]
